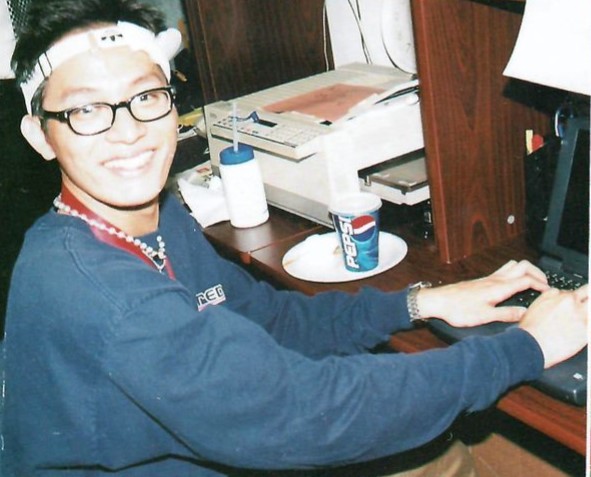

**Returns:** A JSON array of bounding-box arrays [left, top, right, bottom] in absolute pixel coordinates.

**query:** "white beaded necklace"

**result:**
[[53, 195, 168, 273]]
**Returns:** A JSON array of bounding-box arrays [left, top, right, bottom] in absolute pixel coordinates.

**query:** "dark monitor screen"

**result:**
[[556, 125, 589, 254], [541, 116, 589, 278]]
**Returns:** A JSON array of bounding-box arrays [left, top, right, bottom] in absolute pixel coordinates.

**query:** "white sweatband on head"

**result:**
[[20, 21, 182, 114]]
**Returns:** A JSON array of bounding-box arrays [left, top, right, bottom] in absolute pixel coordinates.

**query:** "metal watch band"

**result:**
[[407, 281, 432, 322]]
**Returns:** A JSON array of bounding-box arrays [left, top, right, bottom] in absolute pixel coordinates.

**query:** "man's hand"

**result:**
[[519, 285, 588, 369], [415, 260, 550, 327]]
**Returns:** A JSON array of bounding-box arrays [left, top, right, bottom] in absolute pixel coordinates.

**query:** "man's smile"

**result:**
[[104, 149, 155, 174]]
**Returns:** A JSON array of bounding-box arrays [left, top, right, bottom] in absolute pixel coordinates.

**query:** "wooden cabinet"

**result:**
[[410, 0, 560, 262], [183, 0, 561, 263]]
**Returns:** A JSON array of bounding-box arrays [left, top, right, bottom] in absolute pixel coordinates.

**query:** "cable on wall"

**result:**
[[346, 0, 373, 64]]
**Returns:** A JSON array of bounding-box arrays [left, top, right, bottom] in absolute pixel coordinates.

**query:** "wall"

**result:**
[[325, 0, 417, 74]]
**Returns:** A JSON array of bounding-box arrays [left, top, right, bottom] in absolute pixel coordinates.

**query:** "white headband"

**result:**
[[20, 21, 182, 114]]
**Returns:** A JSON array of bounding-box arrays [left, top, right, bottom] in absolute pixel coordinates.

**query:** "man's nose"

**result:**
[[106, 103, 146, 142]]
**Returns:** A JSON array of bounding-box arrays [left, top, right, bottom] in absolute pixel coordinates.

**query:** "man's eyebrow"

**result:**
[[57, 87, 102, 107], [56, 72, 167, 107], [129, 69, 168, 88]]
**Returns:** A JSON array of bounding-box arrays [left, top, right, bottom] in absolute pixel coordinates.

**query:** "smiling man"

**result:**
[[19, 19, 180, 239], [1, 0, 588, 476]]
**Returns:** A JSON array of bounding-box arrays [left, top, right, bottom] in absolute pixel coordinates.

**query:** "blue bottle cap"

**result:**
[[220, 144, 255, 165]]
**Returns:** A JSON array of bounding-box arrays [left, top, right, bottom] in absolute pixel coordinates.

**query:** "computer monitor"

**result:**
[[540, 115, 590, 279]]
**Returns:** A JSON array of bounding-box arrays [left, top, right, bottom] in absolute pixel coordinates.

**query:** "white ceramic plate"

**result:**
[[282, 232, 408, 283]]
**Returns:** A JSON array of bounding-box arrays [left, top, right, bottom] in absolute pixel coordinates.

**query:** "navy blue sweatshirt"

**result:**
[[1, 193, 543, 476]]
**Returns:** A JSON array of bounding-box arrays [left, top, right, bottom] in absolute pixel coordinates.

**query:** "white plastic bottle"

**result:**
[[219, 143, 269, 228]]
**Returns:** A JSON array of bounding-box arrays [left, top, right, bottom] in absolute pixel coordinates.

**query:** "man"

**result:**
[[2, 0, 588, 476]]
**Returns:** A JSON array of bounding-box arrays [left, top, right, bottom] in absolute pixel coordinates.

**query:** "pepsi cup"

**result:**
[[329, 192, 382, 272]]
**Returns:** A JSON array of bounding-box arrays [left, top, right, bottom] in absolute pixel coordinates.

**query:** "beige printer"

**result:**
[[204, 63, 427, 226]]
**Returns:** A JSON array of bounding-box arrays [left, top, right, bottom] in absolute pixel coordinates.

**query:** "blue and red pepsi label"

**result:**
[[333, 210, 380, 272]]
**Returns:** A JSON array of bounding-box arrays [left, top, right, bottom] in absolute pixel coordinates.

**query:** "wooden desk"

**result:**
[[203, 209, 586, 456], [203, 207, 323, 264]]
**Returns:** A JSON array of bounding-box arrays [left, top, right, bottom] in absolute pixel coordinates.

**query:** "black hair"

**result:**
[[12, 0, 167, 85]]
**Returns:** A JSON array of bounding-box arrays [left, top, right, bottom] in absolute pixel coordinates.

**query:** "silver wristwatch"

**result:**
[[407, 281, 432, 322]]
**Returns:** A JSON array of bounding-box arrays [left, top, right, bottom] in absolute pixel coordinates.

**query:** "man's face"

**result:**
[[35, 44, 178, 214]]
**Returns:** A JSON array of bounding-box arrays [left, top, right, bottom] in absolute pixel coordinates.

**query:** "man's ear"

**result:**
[[20, 115, 57, 161]]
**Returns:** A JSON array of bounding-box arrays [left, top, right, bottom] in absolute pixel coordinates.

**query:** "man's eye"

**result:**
[[71, 104, 100, 117], [138, 92, 157, 104]]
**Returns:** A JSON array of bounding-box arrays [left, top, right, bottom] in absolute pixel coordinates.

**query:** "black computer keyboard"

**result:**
[[428, 270, 588, 406], [502, 269, 585, 308]]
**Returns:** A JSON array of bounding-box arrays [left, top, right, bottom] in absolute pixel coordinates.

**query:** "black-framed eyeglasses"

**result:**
[[40, 86, 177, 136]]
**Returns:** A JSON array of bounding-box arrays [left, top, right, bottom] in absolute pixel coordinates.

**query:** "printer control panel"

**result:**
[[209, 114, 328, 161]]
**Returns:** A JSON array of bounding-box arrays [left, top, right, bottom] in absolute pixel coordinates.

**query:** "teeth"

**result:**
[[106, 151, 151, 170]]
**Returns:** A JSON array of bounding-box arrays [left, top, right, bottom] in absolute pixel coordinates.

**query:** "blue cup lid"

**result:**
[[220, 144, 255, 165]]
